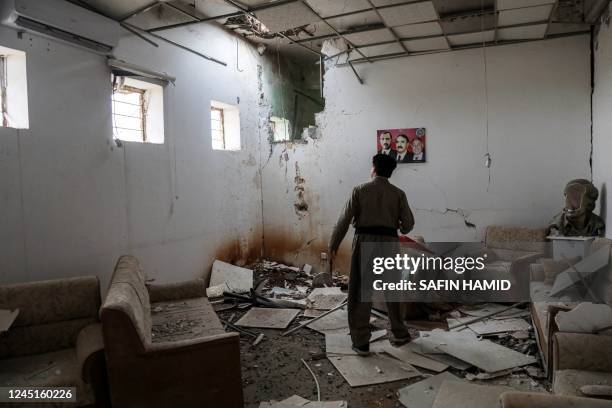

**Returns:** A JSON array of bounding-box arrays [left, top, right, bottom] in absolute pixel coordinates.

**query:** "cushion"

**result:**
[[0, 276, 100, 327], [554, 369, 612, 397], [0, 349, 94, 406]]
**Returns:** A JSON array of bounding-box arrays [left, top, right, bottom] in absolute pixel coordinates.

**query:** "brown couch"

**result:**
[[552, 333, 612, 397], [530, 238, 612, 373], [0, 276, 106, 407], [101, 255, 243, 408]]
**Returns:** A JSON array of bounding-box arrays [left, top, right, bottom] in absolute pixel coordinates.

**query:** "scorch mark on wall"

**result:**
[[294, 162, 308, 218]]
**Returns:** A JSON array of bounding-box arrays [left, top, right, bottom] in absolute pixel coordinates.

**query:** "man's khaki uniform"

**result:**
[[329, 176, 415, 347]]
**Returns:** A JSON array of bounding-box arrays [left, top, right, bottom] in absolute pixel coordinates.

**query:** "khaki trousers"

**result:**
[[348, 234, 410, 347]]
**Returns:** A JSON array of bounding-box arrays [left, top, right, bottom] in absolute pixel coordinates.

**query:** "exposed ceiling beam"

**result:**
[[297, 0, 373, 62], [341, 30, 588, 66]]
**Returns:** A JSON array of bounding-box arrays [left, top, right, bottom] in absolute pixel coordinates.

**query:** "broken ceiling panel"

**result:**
[[440, 14, 496, 35], [547, 22, 591, 35], [80, 0, 155, 19], [448, 29, 495, 45], [496, 0, 555, 10], [236, 0, 275, 7], [394, 21, 443, 38], [403, 36, 449, 52], [433, 0, 495, 16], [305, 0, 371, 18], [194, 0, 240, 18], [343, 28, 395, 46], [497, 23, 547, 40], [378, 2, 439, 27], [127, 3, 197, 31], [498, 4, 553, 26], [352, 42, 404, 59], [254, 2, 320, 33], [325, 10, 382, 31]]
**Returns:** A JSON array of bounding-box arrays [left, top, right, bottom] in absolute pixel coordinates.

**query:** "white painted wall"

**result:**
[[261, 36, 592, 272], [594, 7, 612, 237], [0, 23, 265, 288]]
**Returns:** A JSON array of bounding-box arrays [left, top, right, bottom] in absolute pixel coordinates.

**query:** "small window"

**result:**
[[0, 45, 29, 129], [211, 100, 240, 151], [112, 76, 164, 144], [270, 116, 290, 142]]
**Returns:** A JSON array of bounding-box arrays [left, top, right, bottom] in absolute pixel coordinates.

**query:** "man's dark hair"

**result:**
[[373, 154, 397, 178], [396, 134, 408, 143]]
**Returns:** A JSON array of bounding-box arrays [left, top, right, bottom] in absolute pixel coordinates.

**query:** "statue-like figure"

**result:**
[[549, 179, 605, 237]]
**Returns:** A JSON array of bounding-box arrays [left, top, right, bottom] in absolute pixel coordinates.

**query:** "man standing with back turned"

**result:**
[[329, 154, 415, 356]]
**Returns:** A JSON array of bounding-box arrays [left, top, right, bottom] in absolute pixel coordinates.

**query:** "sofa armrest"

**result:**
[[76, 323, 105, 382], [145, 332, 239, 355], [146, 279, 207, 303], [500, 391, 612, 408], [553, 332, 612, 372]]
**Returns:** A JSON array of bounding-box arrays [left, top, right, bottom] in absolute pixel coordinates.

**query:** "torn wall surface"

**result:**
[[259, 36, 592, 271]]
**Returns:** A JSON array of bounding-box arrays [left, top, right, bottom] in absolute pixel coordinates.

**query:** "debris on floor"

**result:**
[[236, 308, 301, 329], [211, 259, 552, 407], [431, 381, 513, 408], [397, 372, 463, 408], [259, 395, 347, 407], [207, 259, 254, 297]]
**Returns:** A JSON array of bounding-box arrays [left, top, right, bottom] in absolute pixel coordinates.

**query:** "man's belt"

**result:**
[[355, 226, 398, 237]]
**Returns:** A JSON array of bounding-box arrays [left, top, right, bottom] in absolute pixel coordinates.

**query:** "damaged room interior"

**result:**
[[3, 0, 612, 406]]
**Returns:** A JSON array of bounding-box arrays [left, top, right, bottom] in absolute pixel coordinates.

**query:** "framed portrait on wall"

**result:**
[[376, 128, 426, 163]]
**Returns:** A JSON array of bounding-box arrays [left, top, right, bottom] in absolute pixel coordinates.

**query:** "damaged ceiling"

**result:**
[[73, 0, 607, 63]]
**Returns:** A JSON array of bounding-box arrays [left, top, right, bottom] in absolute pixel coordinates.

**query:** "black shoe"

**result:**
[[351, 344, 370, 356], [389, 337, 411, 347]]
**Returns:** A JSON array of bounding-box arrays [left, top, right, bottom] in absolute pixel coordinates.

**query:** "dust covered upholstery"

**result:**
[[0, 276, 100, 358], [552, 333, 612, 397], [101, 255, 243, 408], [0, 276, 105, 407], [485, 225, 548, 253]]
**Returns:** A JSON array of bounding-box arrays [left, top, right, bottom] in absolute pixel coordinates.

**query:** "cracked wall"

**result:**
[[260, 35, 592, 274]]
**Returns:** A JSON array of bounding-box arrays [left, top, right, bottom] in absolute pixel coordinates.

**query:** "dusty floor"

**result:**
[[216, 308, 550, 408]]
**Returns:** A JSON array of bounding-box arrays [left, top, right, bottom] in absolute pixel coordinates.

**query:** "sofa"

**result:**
[[101, 255, 243, 408], [0, 276, 107, 407], [529, 238, 612, 373]]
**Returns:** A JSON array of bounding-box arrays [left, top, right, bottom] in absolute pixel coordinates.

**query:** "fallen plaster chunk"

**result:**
[[235, 308, 300, 329], [447, 317, 532, 336], [303, 264, 313, 275], [259, 395, 347, 408], [325, 331, 387, 355], [380, 343, 449, 373], [307, 287, 347, 310], [555, 302, 612, 335], [417, 329, 536, 373], [207, 260, 253, 297], [328, 353, 421, 387], [398, 372, 463, 408], [431, 381, 514, 408], [458, 303, 527, 319]]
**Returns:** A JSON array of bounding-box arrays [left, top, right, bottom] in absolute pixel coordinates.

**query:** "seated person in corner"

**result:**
[[329, 154, 415, 356]]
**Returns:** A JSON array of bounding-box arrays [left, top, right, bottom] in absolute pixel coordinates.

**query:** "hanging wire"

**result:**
[[482, 0, 492, 192]]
